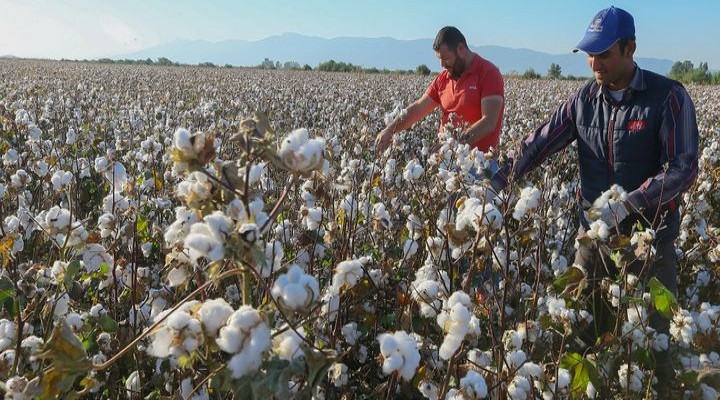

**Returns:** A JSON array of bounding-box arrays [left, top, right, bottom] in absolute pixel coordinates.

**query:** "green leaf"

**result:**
[[552, 267, 585, 294], [64, 260, 82, 290], [649, 277, 678, 319], [251, 358, 294, 399], [381, 313, 396, 328], [620, 296, 644, 305], [562, 353, 599, 399], [538, 314, 553, 329], [677, 369, 699, 386], [609, 251, 624, 268], [36, 320, 92, 399], [0, 277, 15, 303], [560, 352, 583, 370], [99, 262, 110, 275], [98, 315, 119, 333], [633, 347, 653, 368], [303, 347, 334, 390], [574, 359, 600, 398], [137, 215, 150, 239], [0, 277, 16, 317]]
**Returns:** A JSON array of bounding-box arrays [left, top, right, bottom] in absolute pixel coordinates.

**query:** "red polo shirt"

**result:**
[[426, 54, 504, 151]]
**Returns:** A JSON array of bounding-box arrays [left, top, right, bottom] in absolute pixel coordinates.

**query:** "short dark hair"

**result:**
[[618, 36, 636, 53], [433, 26, 468, 52]]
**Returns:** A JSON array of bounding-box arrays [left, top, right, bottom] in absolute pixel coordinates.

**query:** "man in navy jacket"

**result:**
[[491, 6, 699, 388]]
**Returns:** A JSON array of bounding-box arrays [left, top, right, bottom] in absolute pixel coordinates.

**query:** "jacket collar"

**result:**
[[595, 64, 645, 99]]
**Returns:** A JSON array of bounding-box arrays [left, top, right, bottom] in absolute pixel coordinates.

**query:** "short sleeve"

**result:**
[[426, 76, 441, 103], [481, 65, 504, 98]]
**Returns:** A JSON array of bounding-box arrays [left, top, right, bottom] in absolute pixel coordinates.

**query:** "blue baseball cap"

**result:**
[[574, 6, 635, 54]]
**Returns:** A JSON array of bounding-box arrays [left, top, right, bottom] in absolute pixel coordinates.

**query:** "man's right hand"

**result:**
[[375, 128, 393, 153]]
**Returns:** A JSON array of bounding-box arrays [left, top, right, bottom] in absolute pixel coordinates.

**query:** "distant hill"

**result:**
[[116, 33, 675, 77], [0, 54, 18, 59]]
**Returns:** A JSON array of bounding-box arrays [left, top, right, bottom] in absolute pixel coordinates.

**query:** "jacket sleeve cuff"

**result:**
[[490, 165, 510, 193], [627, 190, 650, 212]]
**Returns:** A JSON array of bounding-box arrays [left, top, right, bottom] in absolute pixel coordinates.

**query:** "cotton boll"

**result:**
[[167, 266, 188, 287], [379, 334, 398, 355], [328, 363, 349, 387], [197, 298, 233, 337], [506, 350, 527, 369], [341, 322, 360, 345], [165, 310, 192, 331], [273, 325, 305, 361], [66, 312, 84, 331], [377, 331, 420, 381], [52, 292, 70, 317], [50, 170, 73, 191], [382, 354, 403, 375], [278, 128, 326, 173], [556, 368, 571, 389], [226, 350, 263, 379], [219, 314, 270, 378], [126, 370, 141, 399], [271, 265, 320, 311], [459, 369, 488, 399], [467, 349, 492, 368], [507, 375, 531, 400], [330, 258, 365, 293], [403, 239, 419, 258], [418, 380, 439, 400], [437, 291, 472, 360], [403, 159, 424, 181]]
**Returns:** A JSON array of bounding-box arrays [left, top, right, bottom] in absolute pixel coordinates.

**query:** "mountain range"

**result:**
[[116, 32, 675, 77]]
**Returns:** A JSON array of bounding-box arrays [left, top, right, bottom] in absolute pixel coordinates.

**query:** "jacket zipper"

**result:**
[[607, 103, 619, 184]]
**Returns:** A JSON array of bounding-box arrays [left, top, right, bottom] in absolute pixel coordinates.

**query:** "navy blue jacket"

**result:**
[[492, 67, 699, 241]]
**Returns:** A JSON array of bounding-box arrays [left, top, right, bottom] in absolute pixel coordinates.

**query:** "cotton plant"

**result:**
[[277, 128, 326, 174], [271, 264, 320, 311], [403, 158, 424, 182], [418, 380, 440, 400], [512, 186, 542, 220], [1, 63, 719, 399], [169, 128, 216, 173], [617, 363, 646, 393], [377, 330, 421, 381], [330, 256, 370, 294], [50, 170, 73, 191], [182, 211, 233, 263], [437, 291, 473, 360], [455, 197, 503, 232], [671, 308, 698, 347], [586, 184, 630, 227], [94, 156, 128, 190], [35, 205, 89, 248], [452, 369, 488, 399], [272, 324, 306, 361], [215, 305, 271, 378]]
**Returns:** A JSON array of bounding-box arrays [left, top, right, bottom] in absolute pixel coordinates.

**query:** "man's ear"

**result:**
[[625, 40, 637, 58], [457, 42, 468, 57]]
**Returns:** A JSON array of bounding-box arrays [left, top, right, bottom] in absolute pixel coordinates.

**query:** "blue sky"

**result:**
[[1, 0, 718, 68]]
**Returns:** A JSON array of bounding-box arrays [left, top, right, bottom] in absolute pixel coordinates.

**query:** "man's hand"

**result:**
[[584, 199, 630, 226], [375, 128, 394, 153]]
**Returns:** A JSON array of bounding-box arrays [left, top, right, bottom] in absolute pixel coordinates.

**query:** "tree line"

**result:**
[[668, 61, 720, 84], [65, 57, 719, 84]]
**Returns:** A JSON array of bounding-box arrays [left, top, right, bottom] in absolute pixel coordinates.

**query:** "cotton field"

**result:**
[[0, 59, 719, 399]]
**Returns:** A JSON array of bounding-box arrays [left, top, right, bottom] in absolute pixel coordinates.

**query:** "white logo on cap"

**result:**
[[588, 17, 603, 32]]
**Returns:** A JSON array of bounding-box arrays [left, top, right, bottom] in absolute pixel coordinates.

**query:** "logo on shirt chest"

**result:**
[[627, 119, 647, 132]]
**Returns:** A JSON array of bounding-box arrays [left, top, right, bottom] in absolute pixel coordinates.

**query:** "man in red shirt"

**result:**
[[375, 26, 504, 153]]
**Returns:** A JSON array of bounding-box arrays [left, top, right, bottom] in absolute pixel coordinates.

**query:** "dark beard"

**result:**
[[449, 60, 465, 80]]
